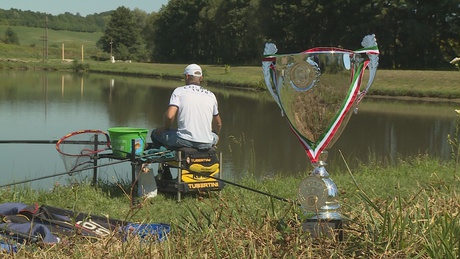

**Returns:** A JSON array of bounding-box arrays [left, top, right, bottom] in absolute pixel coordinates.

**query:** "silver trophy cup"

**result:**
[[262, 35, 379, 239]]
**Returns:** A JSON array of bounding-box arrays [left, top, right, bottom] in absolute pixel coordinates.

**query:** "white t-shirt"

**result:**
[[169, 84, 219, 143]]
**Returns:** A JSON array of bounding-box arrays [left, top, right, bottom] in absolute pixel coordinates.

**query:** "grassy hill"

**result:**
[[0, 25, 103, 60]]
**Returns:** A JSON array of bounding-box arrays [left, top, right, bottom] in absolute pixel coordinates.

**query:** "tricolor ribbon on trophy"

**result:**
[[262, 35, 379, 238]]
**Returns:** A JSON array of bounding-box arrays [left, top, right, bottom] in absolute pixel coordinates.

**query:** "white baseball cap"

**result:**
[[183, 64, 202, 77]]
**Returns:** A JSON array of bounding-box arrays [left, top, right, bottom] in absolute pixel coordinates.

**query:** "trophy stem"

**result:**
[[299, 154, 343, 240], [310, 160, 342, 220]]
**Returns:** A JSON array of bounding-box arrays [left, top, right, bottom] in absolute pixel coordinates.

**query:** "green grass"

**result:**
[[1, 155, 459, 257], [1, 58, 460, 99], [371, 70, 460, 99], [0, 25, 101, 47], [0, 25, 102, 61]]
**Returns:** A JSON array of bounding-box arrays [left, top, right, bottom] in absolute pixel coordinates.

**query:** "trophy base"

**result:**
[[302, 218, 343, 241]]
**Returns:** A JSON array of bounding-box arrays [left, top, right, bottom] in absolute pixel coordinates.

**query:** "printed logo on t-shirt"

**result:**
[[185, 85, 211, 95]]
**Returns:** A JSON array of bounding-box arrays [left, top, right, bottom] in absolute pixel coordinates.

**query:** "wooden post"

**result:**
[[61, 43, 64, 61], [81, 45, 84, 62]]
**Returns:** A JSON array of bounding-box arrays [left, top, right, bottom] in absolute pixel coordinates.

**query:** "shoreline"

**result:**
[[365, 94, 460, 104], [1, 59, 460, 101]]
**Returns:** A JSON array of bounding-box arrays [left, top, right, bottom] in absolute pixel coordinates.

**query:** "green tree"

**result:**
[[4, 27, 19, 44], [148, 0, 263, 64], [142, 12, 159, 58], [372, 0, 459, 69], [97, 6, 145, 61], [258, 0, 378, 53], [149, 0, 212, 63], [213, 0, 263, 64]]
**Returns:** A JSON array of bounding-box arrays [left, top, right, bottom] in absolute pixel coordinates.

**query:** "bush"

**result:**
[[70, 59, 90, 72]]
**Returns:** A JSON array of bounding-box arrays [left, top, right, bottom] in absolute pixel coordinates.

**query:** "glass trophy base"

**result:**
[[302, 218, 343, 241]]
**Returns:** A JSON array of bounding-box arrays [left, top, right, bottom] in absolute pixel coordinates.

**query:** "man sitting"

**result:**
[[151, 64, 222, 151]]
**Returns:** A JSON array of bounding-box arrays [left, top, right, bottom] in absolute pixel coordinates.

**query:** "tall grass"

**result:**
[[0, 152, 458, 257]]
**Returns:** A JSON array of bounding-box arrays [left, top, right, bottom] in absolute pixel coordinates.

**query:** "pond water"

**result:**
[[0, 70, 457, 190]]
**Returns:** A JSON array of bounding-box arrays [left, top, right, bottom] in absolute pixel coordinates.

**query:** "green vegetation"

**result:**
[[1, 154, 459, 257], [1, 57, 460, 100], [1, 24, 459, 99], [0, 25, 102, 60], [97, 7, 147, 61], [0, 8, 110, 32], [149, 0, 459, 68], [1, 3, 459, 257], [0, 25, 101, 46], [2, 1, 460, 68], [3, 27, 19, 44]]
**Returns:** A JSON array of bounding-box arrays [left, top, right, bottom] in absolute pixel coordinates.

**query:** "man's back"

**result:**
[[171, 84, 218, 143], [150, 63, 221, 150]]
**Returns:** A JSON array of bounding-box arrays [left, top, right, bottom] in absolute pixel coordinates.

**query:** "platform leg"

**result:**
[[130, 139, 137, 206], [219, 151, 223, 197], [92, 134, 99, 186], [177, 151, 182, 202]]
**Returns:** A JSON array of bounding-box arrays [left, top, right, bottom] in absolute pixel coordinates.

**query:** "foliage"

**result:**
[[212, 0, 263, 64], [2, 1, 460, 68], [147, 0, 460, 68], [3, 27, 19, 44], [70, 59, 89, 72], [149, 0, 211, 63], [96, 6, 148, 61], [0, 8, 110, 32], [149, 0, 263, 64], [0, 25, 102, 47]]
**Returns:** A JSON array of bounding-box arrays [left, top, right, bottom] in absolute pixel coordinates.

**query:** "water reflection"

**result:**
[[332, 100, 455, 167], [0, 70, 457, 190]]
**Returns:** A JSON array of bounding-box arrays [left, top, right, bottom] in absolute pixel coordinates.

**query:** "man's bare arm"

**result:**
[[164, 106, 178, 130], [212, 114, 222, 135]]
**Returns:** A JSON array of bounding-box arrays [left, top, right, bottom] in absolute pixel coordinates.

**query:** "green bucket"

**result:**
[[108, 127, 149, 158]]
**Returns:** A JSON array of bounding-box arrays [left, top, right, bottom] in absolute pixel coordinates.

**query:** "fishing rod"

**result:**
[[0, 142, 299, 206], [0, 140, 109, 145], [0, 151, 170, 189], [0, 157, 132, 189], [166, 163, 300, 206]]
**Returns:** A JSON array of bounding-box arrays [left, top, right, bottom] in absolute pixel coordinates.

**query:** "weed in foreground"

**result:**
[[1, 154, 460, 257]]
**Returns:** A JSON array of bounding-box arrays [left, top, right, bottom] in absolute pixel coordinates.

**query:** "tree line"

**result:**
[[1, 0, 459, 69], [0, 8, 109, 32]]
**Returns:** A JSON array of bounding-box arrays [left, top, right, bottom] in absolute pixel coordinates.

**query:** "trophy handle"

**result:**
[[355, 34, 380, 105], [262, 43, 284, 115]]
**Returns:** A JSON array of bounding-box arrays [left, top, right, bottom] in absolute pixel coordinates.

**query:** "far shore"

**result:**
[[1, 58, 460, 100]]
